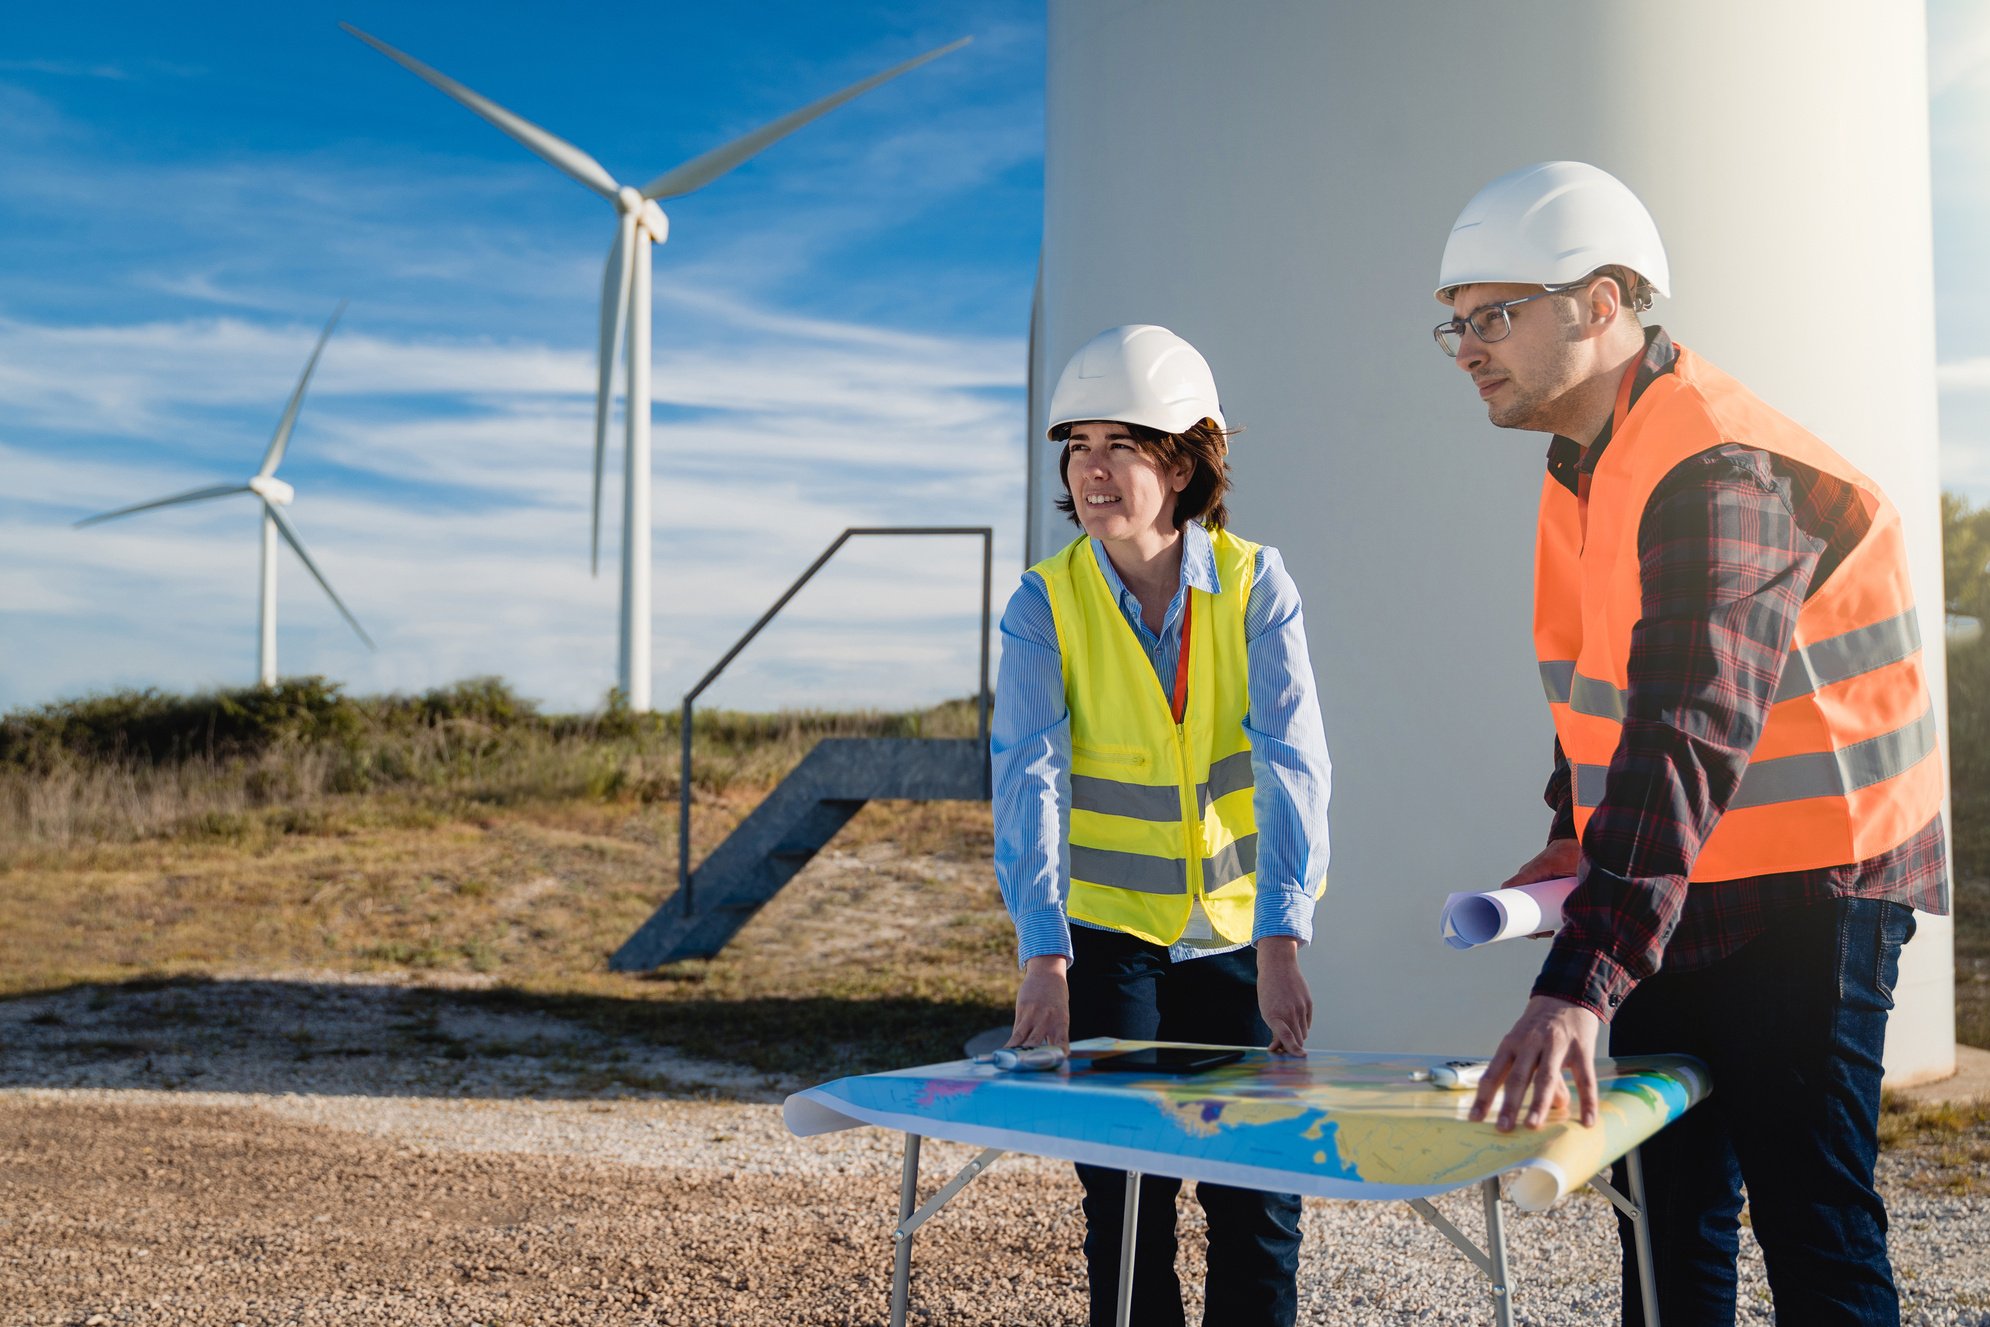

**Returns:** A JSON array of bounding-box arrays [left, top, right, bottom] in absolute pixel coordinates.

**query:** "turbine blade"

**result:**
[[73, 484, 249, 528], [259, 300, 347, 478], [593, 212, 635, 577], [640, 36, 971, 201], [266, 502, 376, 649], [342, 23, 620, 201]]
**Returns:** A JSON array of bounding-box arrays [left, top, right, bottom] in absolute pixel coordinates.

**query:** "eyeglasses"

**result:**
[[1432, 285, 1579, 356]]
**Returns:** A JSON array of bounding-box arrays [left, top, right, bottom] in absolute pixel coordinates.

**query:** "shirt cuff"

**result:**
[[1548, 805, 1576, 843], [1531, 938, 1638, 1022], [1015, 907, 1073, 969], [1252, 881, 1320, 946]]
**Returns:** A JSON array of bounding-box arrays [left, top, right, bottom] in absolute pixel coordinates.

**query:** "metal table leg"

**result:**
[[1480, 1178, 1514, 1327], [886, 1136, 1007, 1326], [1115, 1170, 1141, 1327], [1591, 1156, 1664, 1327], [1624, 1146, 1662, 1327], [890, 1133, 922, 1327], [1408, 1185, 1516, 1325]]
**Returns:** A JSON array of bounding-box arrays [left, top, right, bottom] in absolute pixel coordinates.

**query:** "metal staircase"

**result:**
[[610, 527, 993, 971], [610, 736, 987, 967]]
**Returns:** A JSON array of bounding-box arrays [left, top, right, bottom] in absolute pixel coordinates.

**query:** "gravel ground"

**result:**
[[3, 977, 1987, 1326]]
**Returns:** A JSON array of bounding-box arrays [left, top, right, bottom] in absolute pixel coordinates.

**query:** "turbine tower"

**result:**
[[75, 304, 373, 687], [1034, 0, 1952, 1082], [343, 24, 969, 712]]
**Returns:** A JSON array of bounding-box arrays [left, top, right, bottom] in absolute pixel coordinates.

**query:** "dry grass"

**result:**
[[1879, 1094, 1990, 1189], [0, 681, 985, 854], [0, 696, 1012, 1081], [2, 680, 1980, 1083]]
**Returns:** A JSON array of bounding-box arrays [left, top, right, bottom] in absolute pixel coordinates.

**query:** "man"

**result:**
[[1434, 161, 1949, 1326]]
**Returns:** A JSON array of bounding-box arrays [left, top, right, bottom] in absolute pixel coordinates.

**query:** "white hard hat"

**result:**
[[1435, 161, 1670, 304], [1045, 324, 1225, 439]]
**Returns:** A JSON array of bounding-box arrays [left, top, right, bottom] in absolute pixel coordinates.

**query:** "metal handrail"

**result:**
[[677, 525, 995, 915]]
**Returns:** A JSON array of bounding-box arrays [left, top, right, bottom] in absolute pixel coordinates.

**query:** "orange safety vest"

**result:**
[[1533, 344, 1942, 881]]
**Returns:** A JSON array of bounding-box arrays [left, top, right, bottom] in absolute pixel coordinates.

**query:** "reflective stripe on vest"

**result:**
[[1070, 748, 1256, 822], [1036, 527, 1262, 947], [1573, 705, 1938, 809], [1539, 607, 1923, 721], [1069, 833, 1258, 896], [1532, 343, 1943, 881]]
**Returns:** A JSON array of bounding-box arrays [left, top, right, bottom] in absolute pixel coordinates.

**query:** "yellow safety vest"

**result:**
[[1036, 527, 1261, 946]]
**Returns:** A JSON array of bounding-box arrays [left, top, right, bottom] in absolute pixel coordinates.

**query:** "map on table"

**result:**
[[785, 1040, 1709, 1210]]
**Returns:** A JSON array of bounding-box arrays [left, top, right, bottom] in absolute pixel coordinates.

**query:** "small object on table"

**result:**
[[981, 1045, 1067, 1072], [1428, 1060, 1489, 1091]]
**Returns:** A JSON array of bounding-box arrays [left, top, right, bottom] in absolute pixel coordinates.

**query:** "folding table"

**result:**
[[785, 1039, 1709, 1327]]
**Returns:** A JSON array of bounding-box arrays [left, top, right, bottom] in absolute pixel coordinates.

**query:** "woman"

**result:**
[[991, 324, 1332, 1326]]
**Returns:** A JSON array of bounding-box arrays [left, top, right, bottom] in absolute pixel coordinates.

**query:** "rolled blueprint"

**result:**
[[1506, 1159, 1569, 1212], [1440, 876, 1578, 950]]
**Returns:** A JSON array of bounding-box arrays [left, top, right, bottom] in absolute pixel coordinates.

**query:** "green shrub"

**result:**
[[399, 676, 539, 731], [1947, 493, 1990, 878], [0, 678, 989, 850], [1949, 637, 1990, 878], [0, 677, 364, 769]]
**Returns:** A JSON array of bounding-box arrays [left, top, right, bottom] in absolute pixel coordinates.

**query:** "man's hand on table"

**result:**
[[1470, 994, 1602, 1131], [1007, 954, 1070, 1050], [1256, 936, 1311, 1056]]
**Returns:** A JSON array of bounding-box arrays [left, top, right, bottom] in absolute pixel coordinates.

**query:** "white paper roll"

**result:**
[[1439, 877, 1579, 950], [1506, 1159, 1568, 1212]]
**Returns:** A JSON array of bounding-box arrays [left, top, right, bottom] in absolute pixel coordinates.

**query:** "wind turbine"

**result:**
[[74, 303, 374, 687], [342, 24, 970, 712]]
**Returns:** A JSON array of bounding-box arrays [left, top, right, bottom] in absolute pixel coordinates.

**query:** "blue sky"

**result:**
[[3, 3, 1988, 716], [0, 0, 1038, 715]]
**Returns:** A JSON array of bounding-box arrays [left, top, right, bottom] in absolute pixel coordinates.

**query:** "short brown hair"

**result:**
[[1052, 418, 1233, 531]]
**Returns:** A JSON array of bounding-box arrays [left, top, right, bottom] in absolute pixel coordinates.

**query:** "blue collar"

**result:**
[[1088, 521, 1216, 640]]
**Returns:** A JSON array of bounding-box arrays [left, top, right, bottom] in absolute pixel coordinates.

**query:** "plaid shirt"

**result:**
[[1532, 328, 1950, 1019]]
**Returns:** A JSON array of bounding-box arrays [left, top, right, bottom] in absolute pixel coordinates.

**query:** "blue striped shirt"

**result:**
[[991, 520, 1332, 966]]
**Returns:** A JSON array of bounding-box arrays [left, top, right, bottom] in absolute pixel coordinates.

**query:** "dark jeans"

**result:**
[[1608, 898, 1916, 1327], [1067, 925, 1302, 1327]]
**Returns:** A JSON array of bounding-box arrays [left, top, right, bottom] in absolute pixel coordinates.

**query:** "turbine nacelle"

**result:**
[[248, 475, 296, 506], [344, 22, 971, 710], [641, 199, 669, 245], [614, 186, 670, 243]]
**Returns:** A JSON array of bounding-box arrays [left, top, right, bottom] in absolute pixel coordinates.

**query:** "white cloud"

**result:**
[[1938, 357, 1990, 392], [2, 299, 1026, 714], [0, 59, 129, 80], [1940, 378, 1990, 508], [1930, 0, 1990, 97]]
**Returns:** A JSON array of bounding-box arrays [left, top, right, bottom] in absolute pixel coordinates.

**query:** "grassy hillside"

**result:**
[[1, 672, 1983, 1070], [0, 679, 1012, 1078]]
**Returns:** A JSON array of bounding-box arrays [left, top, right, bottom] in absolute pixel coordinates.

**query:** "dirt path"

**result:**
[[0, 1092, 1091, 1327], [4, 976, 1987, 1326]]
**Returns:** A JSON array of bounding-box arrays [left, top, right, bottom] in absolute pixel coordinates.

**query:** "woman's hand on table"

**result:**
[[1256, 936, 1312, 1055], [1008, 954, 1071, 1050]]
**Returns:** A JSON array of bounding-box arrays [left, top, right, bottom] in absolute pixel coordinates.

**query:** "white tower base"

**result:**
[[1037, 0, 1954, 1084]]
